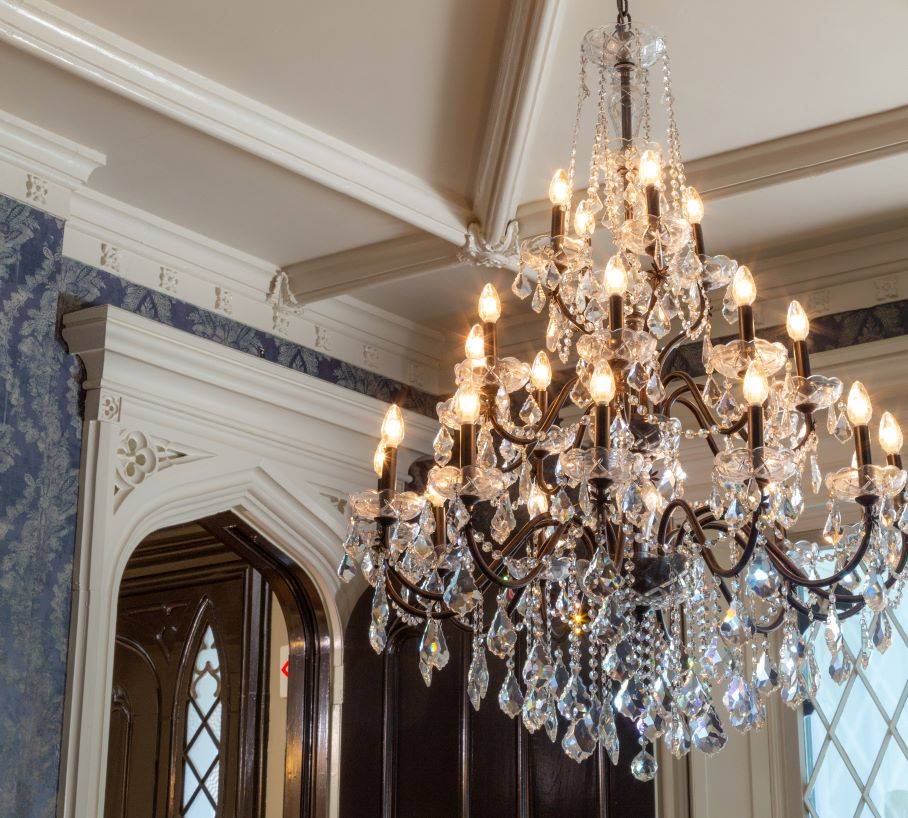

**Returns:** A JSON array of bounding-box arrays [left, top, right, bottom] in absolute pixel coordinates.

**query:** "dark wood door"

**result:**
[[339, 590, 655, 818], [105, 525, 270, 818]]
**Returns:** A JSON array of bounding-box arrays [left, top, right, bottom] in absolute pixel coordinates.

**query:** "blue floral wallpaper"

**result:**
[[0, 192, 440, 817], [0, 184, 906, 817]]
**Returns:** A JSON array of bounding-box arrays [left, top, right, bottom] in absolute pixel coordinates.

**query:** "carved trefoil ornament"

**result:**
[[113, 430, 212, 511], [459, 220, 520, 270]]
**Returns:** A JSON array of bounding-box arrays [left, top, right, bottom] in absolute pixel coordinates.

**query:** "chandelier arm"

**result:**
[[465, 522, 569, 589], [791, 414, 816, 452], [673, 397, 721, 454], [489, 375, 581, 451], [553, 289, 596, 334], [763, 509, 876, 590], [532, 455, 560, 496], [385, 564, 445, 601], [383, 574, 471, 630], [660, 371, 748, 439]]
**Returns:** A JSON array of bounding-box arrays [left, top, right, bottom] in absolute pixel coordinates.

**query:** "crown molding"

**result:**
[[0, 107, 104, 217], [473, 0, 565, 244], [287, 232, 461, 304], [61, 188, 443, 392], [515, 106, 908, 235], [0, 0, 471, 243]]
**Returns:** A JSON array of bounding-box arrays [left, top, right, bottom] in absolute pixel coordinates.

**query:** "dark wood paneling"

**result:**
[[340, 591, 655, 818]]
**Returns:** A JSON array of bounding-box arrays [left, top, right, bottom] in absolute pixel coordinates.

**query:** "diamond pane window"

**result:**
[[182, 625, 223, 818], [804, 604, 908, 818]]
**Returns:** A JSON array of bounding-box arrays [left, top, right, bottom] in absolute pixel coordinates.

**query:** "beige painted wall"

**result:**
[[266, 594, 289, 818]]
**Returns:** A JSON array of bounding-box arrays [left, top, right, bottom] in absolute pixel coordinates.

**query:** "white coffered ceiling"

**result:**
[[0, 0, 905, 336]]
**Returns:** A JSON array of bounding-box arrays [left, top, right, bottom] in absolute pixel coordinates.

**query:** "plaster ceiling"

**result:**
[[0, 0, 904, 335]]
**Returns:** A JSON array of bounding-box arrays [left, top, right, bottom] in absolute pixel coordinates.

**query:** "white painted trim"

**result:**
[[59, 304, 435, 818], [0, 0, 471, 243], [287, 232, 461, 304], [0, 107, 104, 217], [473, 0, 565, 243], [61, 188, 444, 392]]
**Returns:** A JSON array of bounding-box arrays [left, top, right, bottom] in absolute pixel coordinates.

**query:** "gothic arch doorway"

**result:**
[[104, 512, 331, 818]]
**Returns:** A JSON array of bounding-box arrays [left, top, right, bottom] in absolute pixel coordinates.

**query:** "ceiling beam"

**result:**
[[287, 233, 461, 304], [472, 0, 565, 244], [0, 0, 471, 244], [515, 106, 908, 235], [686, 105, 908, 199]]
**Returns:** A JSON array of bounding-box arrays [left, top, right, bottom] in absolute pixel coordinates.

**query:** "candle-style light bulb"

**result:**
[[846, 381, 873, 427], [682, 187, 704, 224], [603, 254, 629, 296], [548, 169, 571, 207], [380, 404, 405, 448], [527, 482, 549, 517], [455, 385, 481, 424], [786, 300, 810, 341], [372, 442, 386, 476], [731, 265, 757, 307], [589, 360, 616, 404], [478, 283, 502, 323], [638, 149, 662, 186], [742, 360, 770, 406], [879, 411, 903, 455], [465, 324, 486, 365], [530, 351, 552, 391]]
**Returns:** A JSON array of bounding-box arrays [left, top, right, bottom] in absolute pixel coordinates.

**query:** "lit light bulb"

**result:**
[[731, 265, 757, 307], [527, 482, 549, 517], [530, 351, 552, 391], [846, 381, 873, 427], [574, 200, 596, 238], [742, 360, 770, 406], [682, 186, 704, 224], [465, 324, 486, 365], [786, 300, 810, 341], [548, 168, 571, 207], [638, 149, 662, 186], [455, 385, 481, 424], [372, 442, 386, 476], [603, 254, 629, 297], [879, 411, 903, 455], [478, 283, 502, 323], [380, 404, 405, 447], [589, 360, 616, 404]]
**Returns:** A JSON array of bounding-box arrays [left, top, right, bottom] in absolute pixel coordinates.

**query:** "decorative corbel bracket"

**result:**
[[459, 220, 520, 270]]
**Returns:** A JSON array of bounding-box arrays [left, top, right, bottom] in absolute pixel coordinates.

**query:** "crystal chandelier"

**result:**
[[340, 0, 907, 780]]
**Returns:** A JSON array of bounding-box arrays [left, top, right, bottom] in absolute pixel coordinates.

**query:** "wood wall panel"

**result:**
[[341, 591, 655, 818]]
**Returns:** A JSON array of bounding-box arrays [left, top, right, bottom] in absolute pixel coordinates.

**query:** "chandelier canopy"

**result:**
[[341, 0, 907, 780]]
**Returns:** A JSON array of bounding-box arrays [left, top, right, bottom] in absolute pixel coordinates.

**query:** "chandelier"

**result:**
[[340, 0, 907, 780]]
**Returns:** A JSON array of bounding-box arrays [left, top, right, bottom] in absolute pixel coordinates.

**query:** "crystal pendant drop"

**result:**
[[810, 455, 822, 494], [418, 618, 450, 686], [630, 749, 657, 781], [676, 670, 708, 717], [828, 648, 852, 684], [664, 714, 691, 758], [690, 708, 727, 755], [336, 554, 357, 583], [873, 611, 892, 653], [522, 684, 551, 732], [646, 372, 666, 403], [487, 603, 518, 658], [832, 410, 853, 443], [863, 573, 888, 613], [443, 565, 482, 616], [544, 706, 559, 742], [719, 601, 754, 647], [468, 643, 489, 710], [433, 425, 454, 465], [745, 549, 780, 599], [519, 394, 543, 425], [598, 701, 620, 764], [531, 284, 546, 313], [512, 269, 532, 299], [754, 650, 780, 697], [562, 716, 597, 763], [499, 667, 524, 718], [368, 581, 389, 653]]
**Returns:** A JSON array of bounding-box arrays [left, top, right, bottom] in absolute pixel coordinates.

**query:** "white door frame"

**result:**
[[57, 305, 434, 818]]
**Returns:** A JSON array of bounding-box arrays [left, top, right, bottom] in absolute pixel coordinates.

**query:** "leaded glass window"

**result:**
[[803, 604, 908, 818], [182, 625, 223, 818]]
